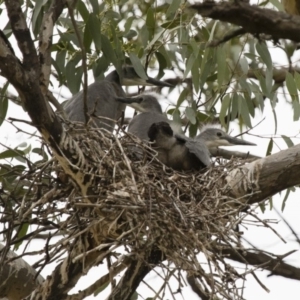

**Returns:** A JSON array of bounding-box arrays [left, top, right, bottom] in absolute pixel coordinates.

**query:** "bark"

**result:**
[[0, 244, 44, 300], [225, 143, 300, 204], [190, 1, 300, 42]]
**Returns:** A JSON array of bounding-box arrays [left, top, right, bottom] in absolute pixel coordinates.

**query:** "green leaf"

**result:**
[[217, 45, 226, 86], [231, 93, 238, 121], [281, 188, 291, 211], [176, 89, 189, 109], [183, 52, 196, 79], [294, 72, 300, 90], [130, 291, 138, 300], [94, 281, 109, 296], [161, 18, 181, 29], [281, 135, 294, 148], [166, 0, 181, 18], [146, 27, 164, 50], [219, 94, 231, 127], [292, 99, 300, 121], [269, 0, 284, 11], [200, 57, 214, 89], [146, 7, 155, 39], [32, 0, 47, 37], [100, 34, 118, 68], [66, 58, 80, 95], [238, 95, 252, 127], [83, 18, 93, 50], [0, 149, 25, 160], [129, 53, 147, 80], [89, 13, 102, 50], [155, 51, 168, 78], [13, 223, 29, 251], [185, 107, 196, 124], [90, 0, 100, 14], [124, 16, 134, 35], [77, 0, 89, 22], [239, 56, 249, 75], [266, 138, 273, 156], [254, 70, 268, 98], [256, 42, 272, 71], [285, 72, 299, 102], [0, 81, 9, 126], [191, 55, 200, 93]]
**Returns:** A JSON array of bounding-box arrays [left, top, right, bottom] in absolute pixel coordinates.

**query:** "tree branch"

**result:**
[[0, 243, 44, 300], [218, 246, 300, 280], [225, 143, 300, 204], [39, 0, 66, 93], [190, 1, 300, 42]]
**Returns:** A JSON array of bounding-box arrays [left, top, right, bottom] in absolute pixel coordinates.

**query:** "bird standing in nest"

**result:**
[[64, 67, 173, 132]]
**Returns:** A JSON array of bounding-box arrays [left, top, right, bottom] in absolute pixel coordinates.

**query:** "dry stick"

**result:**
[[66, 262, 126, 300], [250, 212, 287, 243], [114, 135, 143, 204], [274, 206, 300, 246], [251, 271, 270, 293]]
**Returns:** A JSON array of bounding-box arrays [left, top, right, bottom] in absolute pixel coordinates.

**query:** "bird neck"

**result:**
[[105, 70, 121, 84]]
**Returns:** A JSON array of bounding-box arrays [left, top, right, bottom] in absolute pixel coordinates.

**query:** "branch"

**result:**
[[225, 143, 300, 204], [0, 243, 44, 300], [218, 246, 300, 280], [5, 0, 39, 70], [108, 248, 164, 300], [190, 1, 300, 42], [210, 147, 261, 160], [39, 0, 66, 93]]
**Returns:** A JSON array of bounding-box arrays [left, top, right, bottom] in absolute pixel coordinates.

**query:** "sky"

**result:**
[[1, 78, 300, 300], [0, 6, 300, 300]]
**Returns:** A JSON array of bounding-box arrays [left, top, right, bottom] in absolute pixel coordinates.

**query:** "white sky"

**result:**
[[0, 4, 300, 300]]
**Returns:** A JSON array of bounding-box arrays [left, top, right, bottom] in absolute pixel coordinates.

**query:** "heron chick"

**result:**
[[148, 123, 256, 171], [116, 93, 182, 139]]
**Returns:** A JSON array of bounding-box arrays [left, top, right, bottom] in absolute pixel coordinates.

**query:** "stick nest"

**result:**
[[1, 122, 254, 299]]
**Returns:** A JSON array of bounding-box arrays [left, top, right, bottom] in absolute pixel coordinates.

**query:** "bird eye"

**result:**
[[216, 131, 222, 137]]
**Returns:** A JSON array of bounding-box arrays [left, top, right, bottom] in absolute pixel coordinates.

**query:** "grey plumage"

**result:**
[[116, 93, 182, 140], [148, 122, 211, 170], [64, 67, 173, 131]]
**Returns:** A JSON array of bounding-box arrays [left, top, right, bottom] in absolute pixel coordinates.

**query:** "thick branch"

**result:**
[[191, 1, 300, 42], [210, 147, 261, 160], [219, 246, 300, 280], [225, 144, 300, 204], [108, 248, 164, 300], [5, 0, 39, 71], [39, 0, 66, 92], [0, 243, 44, 300]]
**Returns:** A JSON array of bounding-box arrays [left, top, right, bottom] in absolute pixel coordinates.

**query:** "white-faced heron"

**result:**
[[64, 67, 173, 131], [116, 93, 182, 139], [148, 122, 256, 171]]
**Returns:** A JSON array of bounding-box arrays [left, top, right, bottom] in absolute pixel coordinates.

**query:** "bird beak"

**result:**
[[145, 77, 174, 87], [115, 96, 143, 104], [222, 135, 256, 146], [115, 97, 147, 112], [122, 77, 174, 87]]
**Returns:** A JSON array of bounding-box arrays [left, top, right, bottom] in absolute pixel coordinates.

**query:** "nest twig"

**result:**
[[0, 121, 270, 299]]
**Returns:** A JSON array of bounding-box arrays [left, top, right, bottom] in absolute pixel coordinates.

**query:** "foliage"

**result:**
[[0, 0, 300, 299]]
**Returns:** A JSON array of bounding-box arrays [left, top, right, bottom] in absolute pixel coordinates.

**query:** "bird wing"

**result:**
[[175, 134, 211, 167], [128, 112, 169, 140]]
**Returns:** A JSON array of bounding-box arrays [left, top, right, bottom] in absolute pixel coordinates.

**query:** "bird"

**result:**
[[148, 122, 211, 170], [195, 125, 256, 148], [63, 66, 173, 132], [148, 122, 256, 171], [116, 93, 182, 140]]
